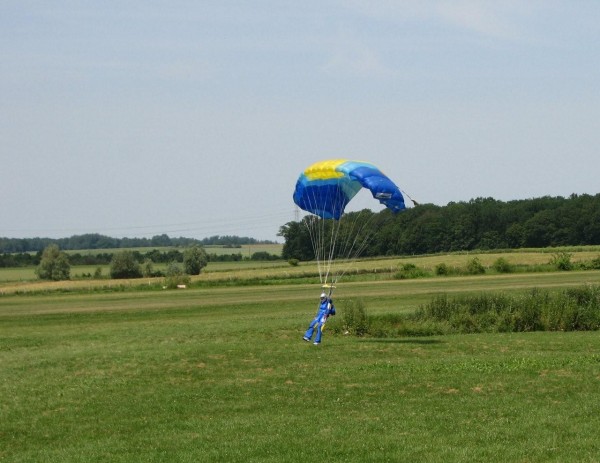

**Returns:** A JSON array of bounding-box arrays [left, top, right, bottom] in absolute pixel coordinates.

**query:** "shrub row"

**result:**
[[394, 253, 600, 280], [333, 285, 600, 337], [414, 286, 600, 333]]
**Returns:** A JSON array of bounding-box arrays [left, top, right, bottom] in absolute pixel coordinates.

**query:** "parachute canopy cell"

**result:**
[[293, 159, 406, 220]]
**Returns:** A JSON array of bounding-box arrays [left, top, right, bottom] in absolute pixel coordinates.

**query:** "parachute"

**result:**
[[293, 159, 410, 291], [293, 159, 406, 220]]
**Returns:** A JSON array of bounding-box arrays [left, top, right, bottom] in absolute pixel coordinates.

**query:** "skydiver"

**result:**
[[303, 292, 336, 345]]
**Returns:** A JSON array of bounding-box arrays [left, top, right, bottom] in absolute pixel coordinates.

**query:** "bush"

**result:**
[[550, 252, 573, 271], [35, 244, 70, 281], [394, 263, 430, 279], [435, 263, 452, 276], [492, 257, 514, 273], [288, 259, 300, 266], [587, 255, 600, 270], [328, 299, 369, 336], [110, 251, 142, 279], [163, 262, 191, 289], [465, 257, 485, 275], [142, 259, 155, 278]]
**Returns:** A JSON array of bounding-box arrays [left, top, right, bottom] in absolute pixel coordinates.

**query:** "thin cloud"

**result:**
[[435, 0, 536, 41], [321, 38, 393, 77], [340, 0, 540, 41]]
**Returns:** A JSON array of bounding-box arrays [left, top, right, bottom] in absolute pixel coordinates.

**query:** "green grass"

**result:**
[[0, 267, 37, 283], [2, 272, 600, 462]]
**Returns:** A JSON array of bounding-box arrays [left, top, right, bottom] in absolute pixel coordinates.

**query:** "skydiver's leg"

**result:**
[[314, 322, 324, 344], [304, 318, 317, 340]]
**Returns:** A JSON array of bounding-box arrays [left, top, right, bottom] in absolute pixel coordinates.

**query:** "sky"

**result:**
[[2, 1, 599, 243]]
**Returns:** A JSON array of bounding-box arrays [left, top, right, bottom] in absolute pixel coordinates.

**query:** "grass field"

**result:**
[[2, 254, 600, 462]]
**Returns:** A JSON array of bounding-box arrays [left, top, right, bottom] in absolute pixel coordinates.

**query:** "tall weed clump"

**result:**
[[545, 286, 600, 331], [492, 257, 514, 273], [330, 286, 600, 338], [328, 299, 369, 336], [163, 262, 191, 289], [550, 252, 574, 271], [586, 255, 600, 269], [434, 258, 486, 277], [465, 257, 486, 275], [414, 293, 517, 333], [394, 263, 431, 279], [413, 285, 600, 334]]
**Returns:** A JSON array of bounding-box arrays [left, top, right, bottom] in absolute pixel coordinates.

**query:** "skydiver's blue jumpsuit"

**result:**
[[303, 297, 336, 344]]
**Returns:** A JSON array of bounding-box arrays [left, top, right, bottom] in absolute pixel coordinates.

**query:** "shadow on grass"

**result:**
[[359, 338, 444, 345]]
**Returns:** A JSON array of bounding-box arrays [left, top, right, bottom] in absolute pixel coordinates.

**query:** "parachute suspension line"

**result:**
[[315, 215, 327, 283], [318, 186, 332, 285], [301, 185, 339, 286], [329, 209, 380, 284], [300, 205, 387, 288], [338, 212, 380, 280], [305, 213, 325, 284], [324, 209, 342, 286], [303, 217, 320, 280], [301, 192, 325, 286], [401, 189, 419, 206], [322, 188, 344, 286], [327, 211, 354, 285], [336, 210, 368, 261]]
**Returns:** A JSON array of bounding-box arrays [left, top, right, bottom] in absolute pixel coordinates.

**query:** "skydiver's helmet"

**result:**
[[320, 292, 327, 299]]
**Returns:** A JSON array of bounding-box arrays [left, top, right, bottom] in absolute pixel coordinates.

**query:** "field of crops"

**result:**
[[2, 251, 600, 461]]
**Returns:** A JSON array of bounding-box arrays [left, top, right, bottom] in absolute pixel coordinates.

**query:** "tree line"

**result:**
[[33, 245, 211, 281], [0, 248, 280, 268], [280, 193, 600, 260], [0, 233, 276, 254]]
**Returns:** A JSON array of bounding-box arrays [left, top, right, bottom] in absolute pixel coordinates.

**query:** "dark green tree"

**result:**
[[109, 251, 142, 279], [183, 246, 208, 275], [279, 220, 314, 261]]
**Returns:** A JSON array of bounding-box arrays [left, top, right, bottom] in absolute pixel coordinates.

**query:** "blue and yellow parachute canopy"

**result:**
[[293, 159, 406, 220]]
